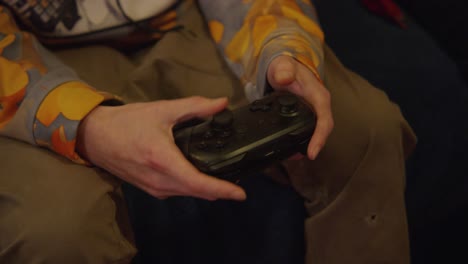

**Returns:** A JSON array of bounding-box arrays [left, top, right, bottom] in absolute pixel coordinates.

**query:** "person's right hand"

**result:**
[[76, 96, 246, 201]]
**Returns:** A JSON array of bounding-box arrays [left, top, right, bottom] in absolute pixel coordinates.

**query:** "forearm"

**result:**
[[0, 6, 120, 163]]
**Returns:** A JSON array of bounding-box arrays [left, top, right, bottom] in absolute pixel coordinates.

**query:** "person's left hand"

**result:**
[[267, 55, 334, 160]]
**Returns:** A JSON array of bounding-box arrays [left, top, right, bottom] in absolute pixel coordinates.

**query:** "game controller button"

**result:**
[[196, 141, 208, 150], [211, 110, 234, 129], [203, 130, 214, 139], [219, 130, 232, 138], [278, 94, 297, 105], [278, 94, 298, 114], [215, 140, 227, 148]]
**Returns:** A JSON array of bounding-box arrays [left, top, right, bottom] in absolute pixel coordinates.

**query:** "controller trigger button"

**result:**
[[197, 141, 208, 150], [278, 94, 298, 115], [211, 110, 234, 130]]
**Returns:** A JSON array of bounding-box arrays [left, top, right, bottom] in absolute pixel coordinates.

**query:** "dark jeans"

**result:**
[[124, 175, 306, 264]]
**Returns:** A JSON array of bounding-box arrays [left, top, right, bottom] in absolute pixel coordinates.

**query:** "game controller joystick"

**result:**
[[173, 92, 316, 181]]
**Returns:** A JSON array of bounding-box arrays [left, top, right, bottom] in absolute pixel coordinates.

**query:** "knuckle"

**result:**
[[142, 148, 166, 172], [140, 146, 154, 163], [150, 100, 166, 114], [321, 89, 331, 103]]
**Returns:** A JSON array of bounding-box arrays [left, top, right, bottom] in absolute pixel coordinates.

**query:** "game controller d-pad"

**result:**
[[173, 92, 316, 181]]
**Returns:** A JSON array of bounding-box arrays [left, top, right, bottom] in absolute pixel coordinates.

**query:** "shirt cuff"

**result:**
[[33, 81, 123, 164]]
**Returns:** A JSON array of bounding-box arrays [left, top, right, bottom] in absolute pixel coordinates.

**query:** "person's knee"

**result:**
[[362, 89, 416, 159], [0, 197, 136, 263], [0, 137, 136, 263], [284, 90, 413, 213]]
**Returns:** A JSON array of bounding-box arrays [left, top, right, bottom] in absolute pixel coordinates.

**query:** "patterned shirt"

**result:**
[[0, 0, 324, 163]]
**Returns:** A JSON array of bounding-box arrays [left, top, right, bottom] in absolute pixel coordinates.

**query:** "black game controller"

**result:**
[[173, 92, 316, 181]]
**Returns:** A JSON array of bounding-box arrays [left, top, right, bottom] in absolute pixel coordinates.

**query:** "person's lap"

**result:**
[[120, 5, 414, 262], [5, 1, 460, 263], [0, 33, 308, 264], [123, 175, 306, 264], [62, 4, 415, 263], [0, 137, 136, 263]]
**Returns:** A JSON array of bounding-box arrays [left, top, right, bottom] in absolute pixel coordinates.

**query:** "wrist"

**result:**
[[76, 105, 106, 163]]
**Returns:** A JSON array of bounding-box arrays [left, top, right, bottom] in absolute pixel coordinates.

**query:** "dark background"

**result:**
[[398, 0, 468, 83]]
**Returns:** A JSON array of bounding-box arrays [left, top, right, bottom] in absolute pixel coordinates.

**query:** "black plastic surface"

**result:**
[[173, 92, 316, 181]]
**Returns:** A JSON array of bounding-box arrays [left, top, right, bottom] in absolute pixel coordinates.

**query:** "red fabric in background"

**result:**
[[361, 0, 407, 28]]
